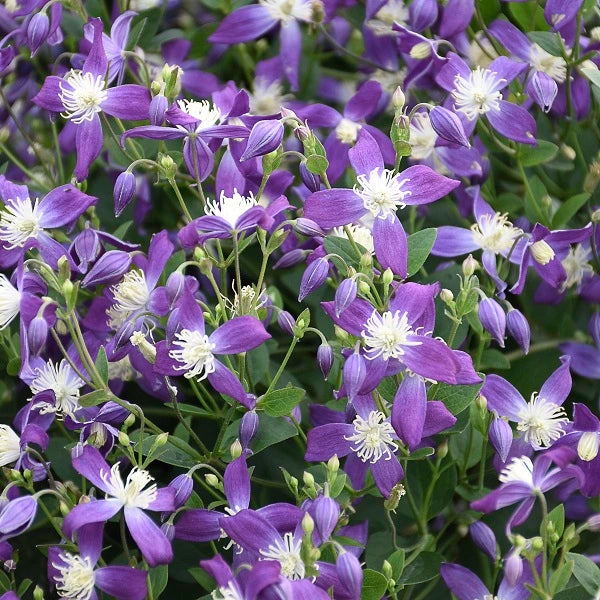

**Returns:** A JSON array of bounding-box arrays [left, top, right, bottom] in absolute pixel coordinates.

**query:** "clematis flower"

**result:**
[[0, 176, 97, 268], [154, 289, 271, 408], [63, 444, 176, 566], [304, 129, 459, 277], [32, 18, 151, 180], [471, 453, 580, 533], [0, 421, 48, 481], [48, 523, 147, 600], [480, 356, 571, 449], [435, 52, 536, 145]]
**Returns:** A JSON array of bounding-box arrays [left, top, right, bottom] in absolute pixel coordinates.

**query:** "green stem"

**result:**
[[168, 177, 193, 222], [265, 336, 299, 395]]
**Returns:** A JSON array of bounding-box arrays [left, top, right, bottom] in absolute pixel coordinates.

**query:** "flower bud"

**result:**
[[317, 343, 334, 379], [470, 521, 497, 561], [531, 537, 543, 553], [489, 415, 513, 463], [506, 309, 530, 354], [560, 144, 576, 160], [82, 251, 132, 287], [295, 217, 324, 237], [158, 153, 177, 180], [240, 410, 259, 449], [343, 351, 366, 401], [230, 439, 243, 459], [299, 162, 321, 193], [313, 495, 339, 541], [33, 586, 44, 600], [530, 240, 555, 265], [462, 254, 479, 277], [584, 514, 600, 532], [205, 473, 219, 487], [302, 512, 315, 536], [384, 483, 406, 511], [478, 297, 506, 347], [335, 278, 357, 317], [277, 311, 296, 336], [526, 71, 557, 113], [150, 94, 168, 126], [169, 473, 193, 509], [114, 171, 137, 217], [298, 257, 329, 301], [409, 0, 438, 32], [584, 161, 600, 194], [161, 521, 175, 542], [27, 12, 50, 57], [440, 288, 454, 303], [118, 431, 130, 446], [504, 550, 523, 587], [429, 106, 471, 148], [273, 249, 306, 270], [241, 120, 284, 161], [337, 551, 363, 600], [392, 87, 406, 110], [327, 454, 339, 474], [27, 316, 48, 356], [165, 271, 185, 307], [130, 331, 157, 363]]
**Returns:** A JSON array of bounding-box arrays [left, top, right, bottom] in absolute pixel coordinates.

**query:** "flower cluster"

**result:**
[[0, 1, 598, 599]]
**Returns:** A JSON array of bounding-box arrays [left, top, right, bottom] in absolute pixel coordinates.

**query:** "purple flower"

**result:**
[[469, 521, 497, 561], [478, 297, 506, 347], [480, 356, 571, 449], [48, 523, 147, 600], [154, 290, 270, 408], [32, 18, 151, 180], [0, 176, 97, 268], [0, 495, 38, 542], [63, 445, 176, 566]]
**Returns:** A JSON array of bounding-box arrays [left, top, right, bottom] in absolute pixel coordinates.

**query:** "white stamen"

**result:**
[[499, 455, 534, 486], [0, 425, 20, 467], [0, 197, 43, 249], [362, 310, 422, 360], [0, 274, 21, 329], [471, 212, 522, 254], [107, 355, 137, 382], [409, 112, 438, 160], [107, 270, 151, 329], [345, 410, 398, 463], [354, 167, 411, 219], [561, 245, 594, 291], [578, 432, 600, 462], [259, 0, 312, 23], [30, 359, 84, 418], [211, 581, 244, 600], [54, 552, 95, 600], [205, 190, 258, 229], [517, 392, 568, 448], [177, 99, 222, 130], [260, 531, 306, 580], [529, 44, 567, 83], [369, 0, 409, 36], [59, 70, 107, 124], [335, 118, 361, 144], [332, 224, 374, 254], [169, 329, 216, 381], [452, 67, 505, 120], [530, 240, 555, 265], [100, 462, 158, 508], [250, 78, 288, 115]]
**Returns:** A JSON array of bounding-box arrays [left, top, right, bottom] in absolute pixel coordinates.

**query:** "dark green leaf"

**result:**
[[79, 389, 111, 407], [324, 235, 367, 271], [550, 560, 574, 595], [519, 140, 558, 166], [6, 357, 20, 377], [133, 432, 197, 468], [548, 504, 565, 538], [305, 155, 329, 174], [479, 349, 510, 370], [407, 228, 437, 277], [398, 552, 442, 585], [95, 346, 109, 385], [428, 382, 483, 415], [552, 193, 590, 228], [528, 31, 563, 56], [148, 565, 169, 598], [387, 549, 405, 580], [361, 569, 388, 600], [260, 386, 305, 417], [509, 3, 548, 31], [568, 553, 600, 595]]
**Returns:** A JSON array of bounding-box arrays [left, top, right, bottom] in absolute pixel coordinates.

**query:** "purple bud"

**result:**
[[317, 343, 334, 379], [27, 13, 50, 57], [298, 257, 329, 301], [169, 473, 193, 509], [277, 311, 296, 335], [488, 415, 513, 463], [299, 161, 321, 192], [73, 228, 100, 270], [295, 217, 324, 237], [273, 249, 307, 270], [410, 0, 438, 32], [313, 495, 340, 543], [0, 47, 15, 72], [114, 171, 137, 217], [337, 551, 363, 600], [82, 251, 132, 287], [526, 71, 557, 113], [150, 94, 168, 126], [166, 271, 185, 307], [113, 319, 136, 352], [343, 352, 366, 401], [478, 297, 506, 347], [240, 120, 284, 161], [506, 309, 530, 354], [335, 278, 357, 317], [470, 521, 497, 561], [27, 316, 48, 357], [429, 106, 470, 148], [0, 496, 38, 540], [240, 410, 259, 448], [161, 522, 175, 542], [504, 550, 523, 587]]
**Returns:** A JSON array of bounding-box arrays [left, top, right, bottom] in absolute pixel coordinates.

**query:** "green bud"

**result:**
[[302, 512, 315, 536], [531, 537, 544, 553], [382, 560, 393, 580], [118, 431, 130, 446], [436, 441, 448, 459], [263, 147, 283, 175], [205, 474, 219, 487], [440, 288, 454, 304], [155, 432, 169, 447], [124, 414, 136, 429], [303, 471, 315, 489], [33, 585, 45, 600], [158, 153, 177, 180], [327, 454, 339, 474], [382, 268, 394, 287], [462, 254, 479, 277], [230, 439, 243, 459], [358, 281, 371, 295]]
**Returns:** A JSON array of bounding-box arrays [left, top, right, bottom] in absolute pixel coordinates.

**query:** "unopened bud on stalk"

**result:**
[[230, 439, 243, 459], [302, 512, 315, 536], [392, 87, 406, 110], [440, 288, 454, 303], [584, 160, 600, 194], [462, 254, 479, 277], [205, 474, 219, 487]]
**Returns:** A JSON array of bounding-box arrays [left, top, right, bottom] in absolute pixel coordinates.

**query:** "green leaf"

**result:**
[[552, 193, 590, 228], [428, 382, 483, 415], [79, 389, 111, 407], [523, 175, 551, 226], [148, 565, 169, 599], [550, 560, 574, 595], [555, 586, 593, 600], [568, 553, 600, 595], [133, 432, 197, 468], [519, 140, 558, 166], [188, 567, 216, 593], [361, 569, 388, 600], [260, 386, 305, 417], [95, 346, 109, 385], [6, 357, 20, 376], [581, 67, 600, 89], [528, 31, 563, 56], [387, 549, 405, 580], [407, 228, 437, 277], [305, 154, 329, 174], [398, 552, 442, 585], [324, 235, 367, 271], [406, 447, 435, 460], [17, 579, 32, 597], [509, 3, 548, 31], [220, 414, 298, 454], [548, 504, 565, 538], [479, 349, 510, 370]]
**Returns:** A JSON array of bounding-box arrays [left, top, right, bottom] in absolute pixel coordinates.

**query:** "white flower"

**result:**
[[260, 532, 306, 579], [409, 112, 438, 161], [561, 244, 594, 291], [517, 393, 568, 448], [53, 552, 96, 600], [176, 99, 222, 130], [499, 456, 534, 486], [354, 167, 412, 219], [529, 44, 567, 83], [335, 118, 361, 144], [169, 329, 216, 381], [59, 70, 107, 124], [0, 425, 20, 467], [205, 190, 258, 229], [0, 274, 21, 329], [259, 0, 312, 24], [332, 224, 375, 254], [368, 0, 409, 36], [250, 78, 288, 115], [345, 410, 398, 463], [471, 212, 522, 254], [30, 360, 84, 418], [362, 310, 422, 360], [452, 67, 505, 121], [0, 197, 43, 249], [100, 462, 158, 509], [107, 270, 151, 329]]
